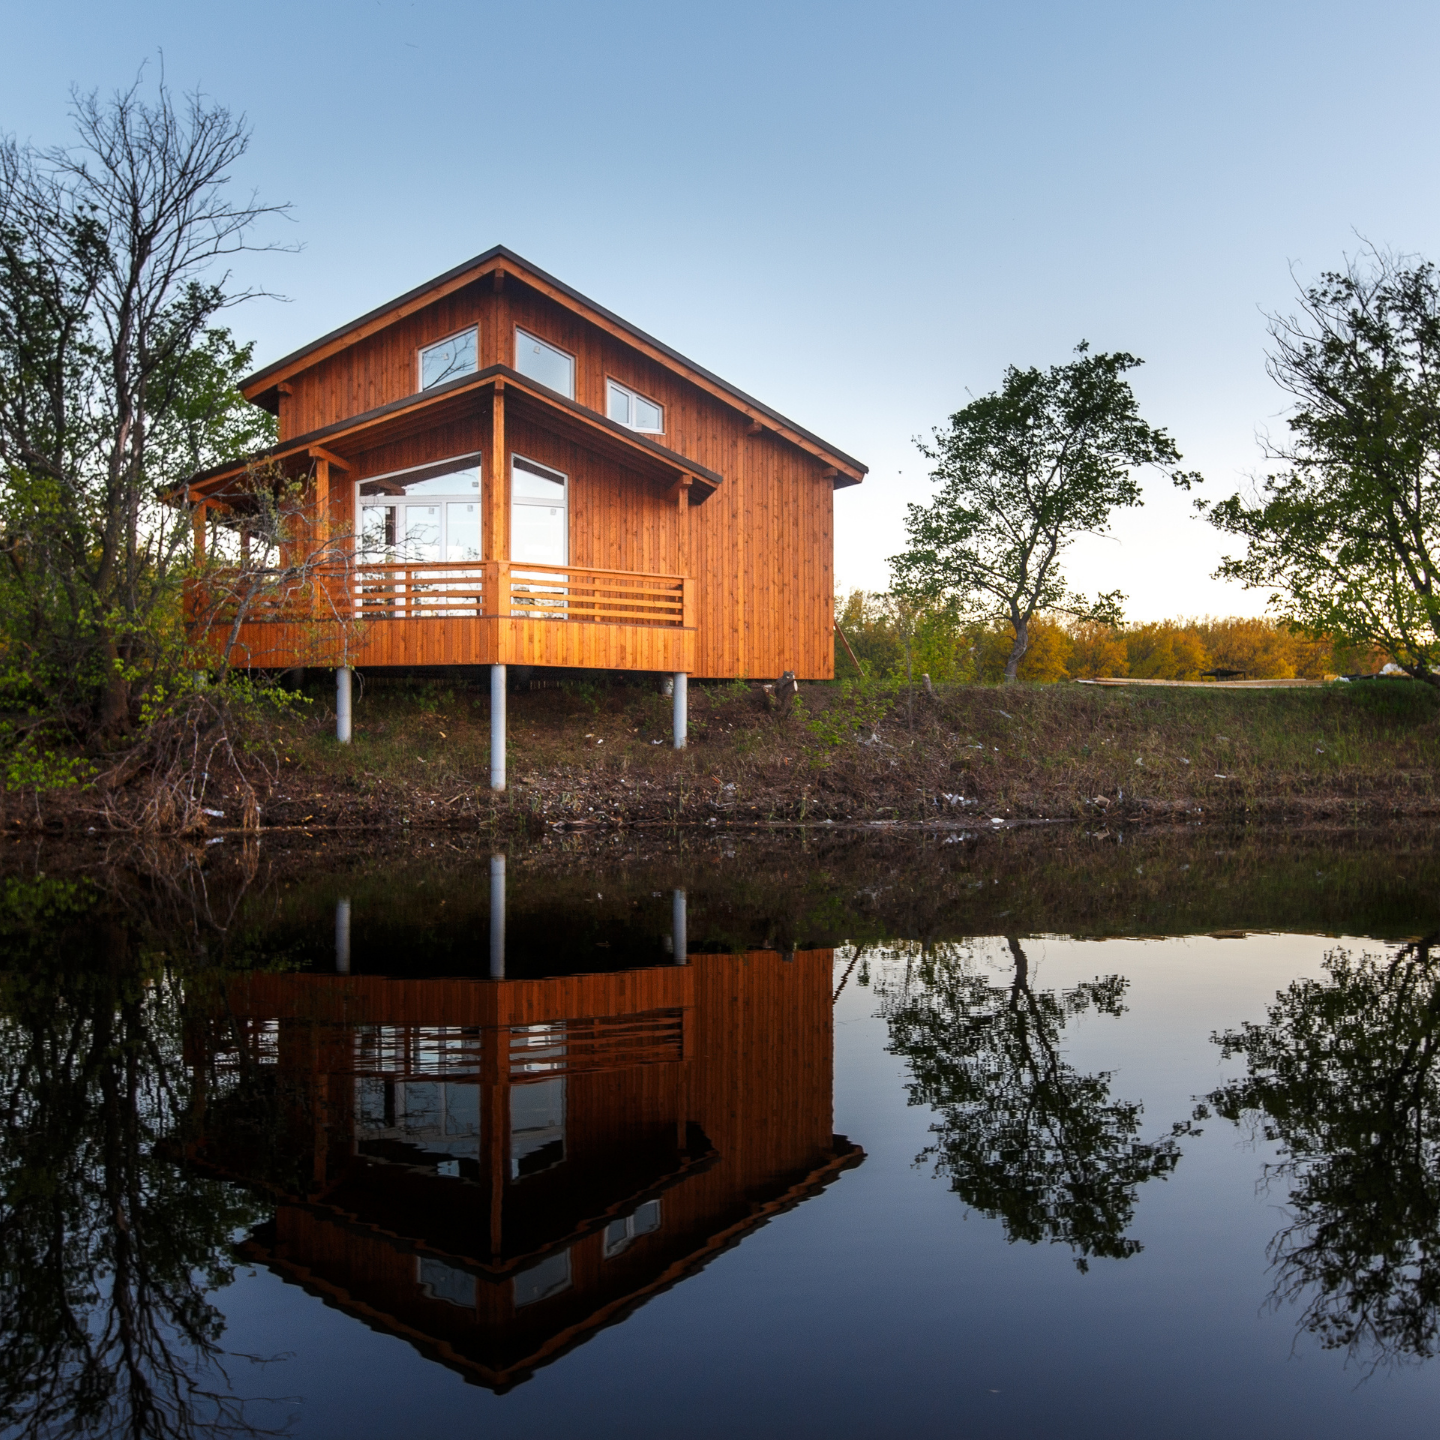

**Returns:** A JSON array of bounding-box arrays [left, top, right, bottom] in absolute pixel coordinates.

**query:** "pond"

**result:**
[[3, 826, 1440, 1438]]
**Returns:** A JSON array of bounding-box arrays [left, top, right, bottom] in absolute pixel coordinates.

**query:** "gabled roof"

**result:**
[[242, 245, 866, 483]]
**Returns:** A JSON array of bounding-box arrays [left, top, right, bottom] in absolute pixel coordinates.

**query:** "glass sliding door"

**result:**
[[510, 455, 568, 618], [355, 455, 482, 616]]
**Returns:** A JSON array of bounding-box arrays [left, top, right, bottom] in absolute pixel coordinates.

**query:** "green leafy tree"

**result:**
[[893, 344, 1197, 681], [882, 937, 1182, 1269], [1210, 934, 1440, 1367], [0, 74, 284, 739], [1205, 251, 1440, 685]]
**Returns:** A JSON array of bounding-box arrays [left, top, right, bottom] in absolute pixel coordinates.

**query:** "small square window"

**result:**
[[515, 329, 575, 399], [419, 328, 477, 390], [419, 1257, 476, 1308], [606, 379, 663, 434], [602, 1199, 662, 1258], [513, 1250, 571, 1307]]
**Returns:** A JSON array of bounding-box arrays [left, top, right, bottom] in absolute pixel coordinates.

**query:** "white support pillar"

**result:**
[[489, 854, 506, 979], [672, 672, 688, 750], [672, 888, 687, 965], [336, 667, 353, 743], [335, 897, 351, 974], [490, 664, 507, 791]]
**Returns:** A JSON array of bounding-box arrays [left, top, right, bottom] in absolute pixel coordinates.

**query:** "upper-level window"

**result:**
[[419, 327, 477, 390], [606, 379, 663, 434], [515, 328, 574, 399]]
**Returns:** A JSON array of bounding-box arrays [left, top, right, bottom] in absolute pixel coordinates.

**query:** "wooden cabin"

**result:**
[[182, 950, 862, 1391], [181, 246, 866, 768]]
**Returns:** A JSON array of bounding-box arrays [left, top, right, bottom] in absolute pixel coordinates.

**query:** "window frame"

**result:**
[[355, 453, 483, 564], [514, 327, 576, 399], [605, 377, 665, 435], [509, 453, 569, 569], [417, 325, 478, 393]]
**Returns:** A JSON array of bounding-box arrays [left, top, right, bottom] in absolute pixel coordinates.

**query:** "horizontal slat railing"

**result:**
[[503, 562, 685, 627], [190, 561, 688, 629], [350, 560, 487, 619]]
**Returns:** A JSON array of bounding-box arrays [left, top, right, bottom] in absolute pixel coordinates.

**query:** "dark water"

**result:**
[[5, 828, 1440, 1438]]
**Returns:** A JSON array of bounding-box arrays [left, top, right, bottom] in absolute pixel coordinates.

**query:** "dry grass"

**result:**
[[227, 673, 1440, 831]]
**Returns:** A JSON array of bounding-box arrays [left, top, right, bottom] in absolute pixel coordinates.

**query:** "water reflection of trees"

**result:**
[[879, 937, 1180, 1269], [1210, 934, 1440, 1368], [0, 876, 277, 1439]]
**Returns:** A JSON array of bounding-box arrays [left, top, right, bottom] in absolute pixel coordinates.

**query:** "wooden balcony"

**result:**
[[190, 559, 695, 672]]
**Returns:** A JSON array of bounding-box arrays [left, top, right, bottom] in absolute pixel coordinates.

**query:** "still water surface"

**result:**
[[4, 831, 1440, 1438]]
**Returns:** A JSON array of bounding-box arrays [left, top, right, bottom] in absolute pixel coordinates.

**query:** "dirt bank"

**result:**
[[15, 674, 1440, 835]]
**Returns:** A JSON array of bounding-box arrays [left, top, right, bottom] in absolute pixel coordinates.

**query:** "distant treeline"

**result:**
[[834, 591, 1392, 684]]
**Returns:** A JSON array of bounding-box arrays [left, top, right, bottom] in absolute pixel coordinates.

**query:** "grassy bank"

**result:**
[[61, 672, 1436, 835]]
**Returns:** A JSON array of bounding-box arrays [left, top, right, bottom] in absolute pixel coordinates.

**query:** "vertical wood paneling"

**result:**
[[278, 279, 846, 679]]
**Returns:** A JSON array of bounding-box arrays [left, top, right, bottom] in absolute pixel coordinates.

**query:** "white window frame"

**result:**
[[509, 454, 569, 570], [605, 378, 664, 434], [514, 327, 575, 399], [417, 326, 478, 392], [355, 453, 483, 564]]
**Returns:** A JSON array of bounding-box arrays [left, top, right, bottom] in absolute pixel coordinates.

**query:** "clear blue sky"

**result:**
[[6, 1, 1439, 619]]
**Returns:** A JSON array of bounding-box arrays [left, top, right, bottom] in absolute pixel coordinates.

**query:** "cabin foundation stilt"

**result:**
[[335, 898, 351, 974], [672, 672, 687, 749], [672, 888, 687, 963], [489, 854, 506, 979], [335, 667, 353, 743], [490, 664, 506, 791]]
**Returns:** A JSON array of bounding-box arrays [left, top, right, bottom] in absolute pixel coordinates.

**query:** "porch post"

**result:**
[[671, 888, 687, 965], [490, 663, 507, 790], [672, 672, 688, 749], [335, 897, 351, 974], [336, 666, 353, 743], [489, 853, 506, 979]]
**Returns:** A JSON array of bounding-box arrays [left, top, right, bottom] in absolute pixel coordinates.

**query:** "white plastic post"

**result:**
[[672, 672, 687, 749], [336, 667, 353, 743], [489, 854, 506, 979], [335, 897, 351, 974], [490, 664, 507, 791], [672, 888, 687, 965]]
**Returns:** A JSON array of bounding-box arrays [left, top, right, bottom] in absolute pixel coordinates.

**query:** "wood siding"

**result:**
[[267, 279, 841, 679], [187, 951, 860, 1390]]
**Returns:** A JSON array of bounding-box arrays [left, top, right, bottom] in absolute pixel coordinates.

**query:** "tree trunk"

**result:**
[[1003, 614, 1030, 683]]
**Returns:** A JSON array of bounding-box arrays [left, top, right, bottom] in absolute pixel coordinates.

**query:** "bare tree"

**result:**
[[0, 69, 288, 737]]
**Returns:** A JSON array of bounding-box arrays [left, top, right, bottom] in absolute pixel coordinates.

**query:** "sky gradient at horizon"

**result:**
[[5, 0, 1438, 620]]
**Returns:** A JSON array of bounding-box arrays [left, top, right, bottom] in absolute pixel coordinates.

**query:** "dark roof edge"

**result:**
[[242, 244, 868, 478], [177, 365, 727, 495]]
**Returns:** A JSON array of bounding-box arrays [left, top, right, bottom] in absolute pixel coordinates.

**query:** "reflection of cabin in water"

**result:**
[[184, 951, 861, 1390], [178, 246, 866, 773]]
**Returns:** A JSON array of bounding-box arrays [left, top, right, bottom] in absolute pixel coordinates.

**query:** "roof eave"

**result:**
[[240, 245, 866, 483]]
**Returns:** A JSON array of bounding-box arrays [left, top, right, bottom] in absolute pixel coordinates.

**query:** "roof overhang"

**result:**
[[241, 245, 866, 485], [176, 365, 725, 506]]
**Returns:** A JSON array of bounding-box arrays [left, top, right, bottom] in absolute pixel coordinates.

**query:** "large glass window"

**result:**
[[515, 328, 575, 398], [510, 1077, 565, 1179], [510, 456, 568, 567], [606, 379, 663, 434], [358, 457, 482, 564], [418, 327, 477, 390]]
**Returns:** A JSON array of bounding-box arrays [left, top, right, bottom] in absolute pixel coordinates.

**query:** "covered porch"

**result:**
[[179, 364, 713, 778]]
